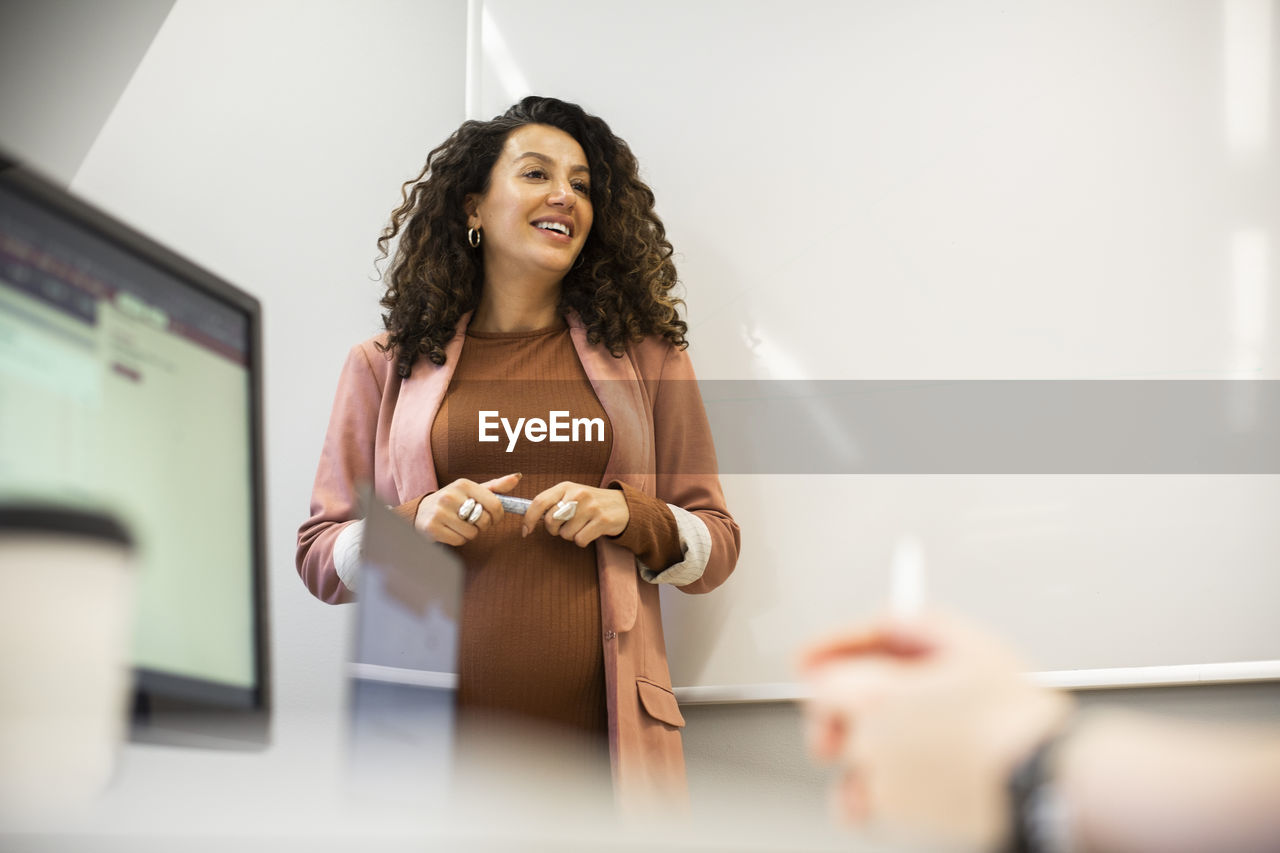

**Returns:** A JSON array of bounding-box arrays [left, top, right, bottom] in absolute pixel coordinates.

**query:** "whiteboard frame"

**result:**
[[675, 660, 1280, 705], [347, 660, 1280, 702]]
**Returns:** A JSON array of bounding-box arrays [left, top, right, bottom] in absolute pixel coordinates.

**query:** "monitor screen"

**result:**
[[0, 155, 269, 747]]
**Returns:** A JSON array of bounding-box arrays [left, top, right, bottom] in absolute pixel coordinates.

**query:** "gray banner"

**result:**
[[438, 380, 1280, 475], [701, 380, 1280, 474]]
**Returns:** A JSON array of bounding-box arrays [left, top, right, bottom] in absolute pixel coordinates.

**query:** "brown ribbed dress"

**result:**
[[429, 321, 682, 744]]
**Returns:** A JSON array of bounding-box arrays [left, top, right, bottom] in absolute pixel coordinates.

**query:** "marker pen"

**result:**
[[498, 495, 532, 515]]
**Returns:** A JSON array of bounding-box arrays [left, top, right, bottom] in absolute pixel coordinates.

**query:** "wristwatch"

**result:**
[[1007, 722, 1076, 853]]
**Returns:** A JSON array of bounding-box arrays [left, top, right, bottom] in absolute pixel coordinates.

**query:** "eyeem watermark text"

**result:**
[[478, 410, 605, 452]]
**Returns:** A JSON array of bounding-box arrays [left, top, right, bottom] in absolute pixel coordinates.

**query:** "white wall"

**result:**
[[0, 0, 176, 184]]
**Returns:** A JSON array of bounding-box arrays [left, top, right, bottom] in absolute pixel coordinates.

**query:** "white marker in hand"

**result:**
[[889, 536, 926, 619]]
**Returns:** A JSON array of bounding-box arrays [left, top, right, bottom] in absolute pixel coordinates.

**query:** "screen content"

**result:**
[[0, 184, 257, 702]]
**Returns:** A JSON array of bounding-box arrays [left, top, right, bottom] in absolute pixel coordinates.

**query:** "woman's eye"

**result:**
[[572, 181, 590, 194], [523, 169, 546, 179]]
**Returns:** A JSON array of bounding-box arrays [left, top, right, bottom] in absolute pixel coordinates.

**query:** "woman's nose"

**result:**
[[547, 180, 576, 208]]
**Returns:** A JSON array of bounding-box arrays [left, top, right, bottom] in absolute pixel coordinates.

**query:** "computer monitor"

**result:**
[[0, 154, 270, 748]]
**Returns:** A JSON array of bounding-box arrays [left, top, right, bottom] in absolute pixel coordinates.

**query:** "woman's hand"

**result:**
[[413, 472, 521, 546], [522, 481, 629, 546]]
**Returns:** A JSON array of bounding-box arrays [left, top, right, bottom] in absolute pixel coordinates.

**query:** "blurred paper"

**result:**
[[346, 490, 463, 803]]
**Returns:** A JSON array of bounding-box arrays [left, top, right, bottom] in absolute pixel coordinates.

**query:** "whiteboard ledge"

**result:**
[[348, 662, 457, 690], [1032, 660, 1280, 690], [674, 660, 1280, 705]]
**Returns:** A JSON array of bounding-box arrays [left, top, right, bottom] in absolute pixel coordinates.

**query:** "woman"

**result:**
[[296, 96, 739, 810]]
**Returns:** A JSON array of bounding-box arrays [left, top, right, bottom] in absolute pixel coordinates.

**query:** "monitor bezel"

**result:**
[[0, 152, 271, 749]]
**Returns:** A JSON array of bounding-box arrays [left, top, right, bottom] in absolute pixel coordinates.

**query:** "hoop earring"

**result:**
[[467, 227, 481, 248]]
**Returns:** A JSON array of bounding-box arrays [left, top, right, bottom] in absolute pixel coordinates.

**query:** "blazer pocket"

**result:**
[[636, 677, 686, 728]]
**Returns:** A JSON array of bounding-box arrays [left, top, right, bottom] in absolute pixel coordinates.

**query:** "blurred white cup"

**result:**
[[0, 506, 135, 819]]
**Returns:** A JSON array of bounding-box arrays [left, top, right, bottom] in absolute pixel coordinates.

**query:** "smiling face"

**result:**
[[466, 123, 593, 291]]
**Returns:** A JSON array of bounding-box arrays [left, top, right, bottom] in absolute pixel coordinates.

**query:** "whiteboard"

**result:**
[[475, 0, 1280, 690]]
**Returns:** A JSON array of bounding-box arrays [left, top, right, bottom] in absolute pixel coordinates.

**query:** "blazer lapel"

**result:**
[[388, 312, 471, 501], [568, 312, 649, 633]]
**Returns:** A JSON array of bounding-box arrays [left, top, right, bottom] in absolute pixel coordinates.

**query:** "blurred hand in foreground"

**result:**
[[799, 611, 1070, 850], [799, 610, 1280, 853]]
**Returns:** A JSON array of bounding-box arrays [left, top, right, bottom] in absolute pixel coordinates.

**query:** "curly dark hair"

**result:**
[[375, 96, 688, 377]]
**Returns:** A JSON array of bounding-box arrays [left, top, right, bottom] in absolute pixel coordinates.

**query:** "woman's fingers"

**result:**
[[521, 483, 567, 535], [517, 481, 622, 540], [415, 475, 521, 544], [421, 510, 477, 545], [481, 471, 522, 497], [428, 493, 484, 542], [421, 477, 626, 547], [565, 517, 610, 548], [546, 497, 584, 539], [433, 520, 474, 546], [466, 473, 521, 526], [441, 481, 491, 534], [522, 483, 627, 544]]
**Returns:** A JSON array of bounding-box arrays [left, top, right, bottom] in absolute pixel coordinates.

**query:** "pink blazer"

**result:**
[[297, 310, 740, 810]]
